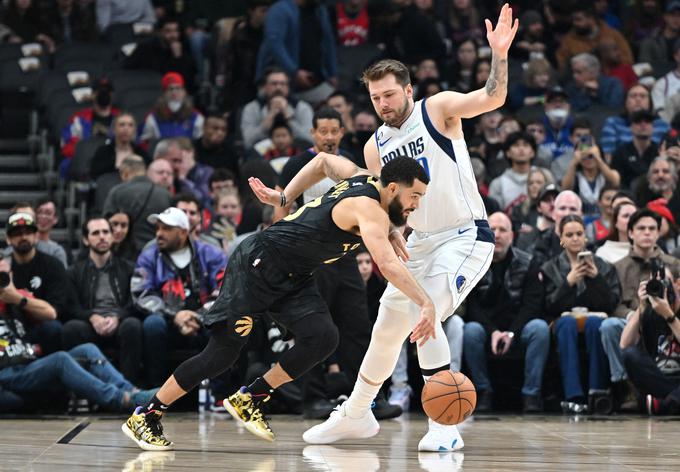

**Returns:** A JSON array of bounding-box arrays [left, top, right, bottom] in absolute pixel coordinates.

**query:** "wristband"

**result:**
[[18, 296, 28, 308], [280, 192, 287, 208], [665, 314, 677, 323]]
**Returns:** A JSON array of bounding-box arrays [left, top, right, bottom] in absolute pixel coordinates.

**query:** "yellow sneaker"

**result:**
[[223, 387, 275, 442], [121, 407, 174, 451]]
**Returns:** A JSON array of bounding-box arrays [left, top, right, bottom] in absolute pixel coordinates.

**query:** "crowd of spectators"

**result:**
[[1, 0, 680, 417]]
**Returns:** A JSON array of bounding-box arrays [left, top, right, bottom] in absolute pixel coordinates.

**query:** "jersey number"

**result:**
[[416, 157, 430, 178], [283, 196, 322, 222]]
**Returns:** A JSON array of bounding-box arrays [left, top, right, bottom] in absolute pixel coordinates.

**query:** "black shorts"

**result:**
[[202, 233, 330, 333]]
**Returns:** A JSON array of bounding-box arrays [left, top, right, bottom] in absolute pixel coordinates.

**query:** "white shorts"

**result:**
[[380, 220, 494, 320]]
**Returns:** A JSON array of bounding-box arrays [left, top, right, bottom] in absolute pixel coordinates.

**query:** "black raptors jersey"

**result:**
[[259, 175, 381, 275]]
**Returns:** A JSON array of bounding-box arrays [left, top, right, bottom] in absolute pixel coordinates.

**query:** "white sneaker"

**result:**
[[417, 419, 464, 452], [388, 384, 412, 411], [302, 402, 380, 444]]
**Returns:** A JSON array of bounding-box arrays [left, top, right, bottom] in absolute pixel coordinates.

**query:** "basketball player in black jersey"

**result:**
[[122, 155, 436, 450]]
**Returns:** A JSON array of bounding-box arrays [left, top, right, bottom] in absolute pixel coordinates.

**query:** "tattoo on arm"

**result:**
[[485, 55, 508, 98], [324, 160, 358, 182]]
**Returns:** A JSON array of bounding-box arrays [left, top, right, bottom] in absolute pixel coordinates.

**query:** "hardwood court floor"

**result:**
[[2, 412, 680, 471]]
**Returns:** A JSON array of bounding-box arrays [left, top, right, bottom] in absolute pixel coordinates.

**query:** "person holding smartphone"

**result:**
[[561, 132, 620, 218], [540, 214, 620, 412]]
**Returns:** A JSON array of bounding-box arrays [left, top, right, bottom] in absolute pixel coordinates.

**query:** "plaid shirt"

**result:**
[[599, 116, 669, 155]]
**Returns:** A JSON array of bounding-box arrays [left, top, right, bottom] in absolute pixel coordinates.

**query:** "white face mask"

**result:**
[[168, 100, 182, 113], [546, 108, 568, 126]]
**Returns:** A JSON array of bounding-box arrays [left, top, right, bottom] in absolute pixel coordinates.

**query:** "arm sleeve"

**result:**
[[599, 118, 617, 155], [258, 6, 297, 77]]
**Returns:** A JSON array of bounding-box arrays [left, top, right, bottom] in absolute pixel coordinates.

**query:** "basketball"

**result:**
[[421, 370, 477, 425]]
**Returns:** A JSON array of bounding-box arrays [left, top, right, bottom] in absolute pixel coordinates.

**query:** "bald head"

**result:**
[[147, 158, 174, 190], [489, 212, 513, 261], [553, 190, 582, 232]]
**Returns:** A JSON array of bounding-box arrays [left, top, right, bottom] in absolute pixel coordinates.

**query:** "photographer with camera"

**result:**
[[620, 266, 680, 414], [540, 214, 620, 413], [606, 209, 680, 410]]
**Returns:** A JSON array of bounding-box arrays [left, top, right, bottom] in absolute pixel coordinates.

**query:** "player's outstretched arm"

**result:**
[[355, 201, 436, 346], [428, 3, 518, 119], [249, 152, 370, 208]]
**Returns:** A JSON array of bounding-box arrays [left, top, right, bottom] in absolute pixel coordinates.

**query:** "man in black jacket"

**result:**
[[125, 15, 197, 94], [463, 212, 549, 413], [62, 217, 142, 384]]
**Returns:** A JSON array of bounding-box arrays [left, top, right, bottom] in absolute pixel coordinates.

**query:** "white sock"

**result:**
[[344, 376, 380, 419]]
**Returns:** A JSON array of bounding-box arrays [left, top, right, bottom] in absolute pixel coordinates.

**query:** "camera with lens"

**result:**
[[645, 258, 675, 305]]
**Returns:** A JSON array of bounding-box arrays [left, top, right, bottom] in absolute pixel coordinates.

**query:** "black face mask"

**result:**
[[354, 130, 374, 144], [96, 90, 112, 108]]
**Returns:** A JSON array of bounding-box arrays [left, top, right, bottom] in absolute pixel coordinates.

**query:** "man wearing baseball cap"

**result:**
[[3, 211, 67, 355], [131, 207, 227, 386], [139, 71, 205, 146]]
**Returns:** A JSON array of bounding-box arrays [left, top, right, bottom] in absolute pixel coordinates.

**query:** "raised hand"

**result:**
[[248, 177, 281, 207], [485, 3, 519, 57]]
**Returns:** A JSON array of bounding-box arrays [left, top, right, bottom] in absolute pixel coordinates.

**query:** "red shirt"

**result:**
[[336, 4, 369, 46]]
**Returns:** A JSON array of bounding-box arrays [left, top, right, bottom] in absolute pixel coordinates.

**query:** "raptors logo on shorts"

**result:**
[[234, 316, 253, 337]]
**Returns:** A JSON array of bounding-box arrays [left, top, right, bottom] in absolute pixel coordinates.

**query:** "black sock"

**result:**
[[143, 395, 169, 413], [246, 377, 274, 403]]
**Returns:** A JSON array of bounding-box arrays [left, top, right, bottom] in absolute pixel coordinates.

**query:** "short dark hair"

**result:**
[[269, 113, 291, 136], [210, 168, 236, 187], [312, 107, 343, 129], [362, 59, 411, 89], [205, 110, 228, 122], [380, 157, 430, 187], [572, 2, 595, 17], [504, 131, 537, 153], [571, 118, 592, 132], [172, 192, 201, 210], [612, 190, 636, 205], [327, 90, 353, 105], [627, 208, 661, 233], [558, 214, 585, 235], [82, 216, 111, 238], [598, 184, 618, 201], [262, 66, 288, 83]]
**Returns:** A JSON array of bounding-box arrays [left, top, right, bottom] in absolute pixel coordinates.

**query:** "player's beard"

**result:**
[[380, 94, 410, 127], [388, 197, 412, 227]]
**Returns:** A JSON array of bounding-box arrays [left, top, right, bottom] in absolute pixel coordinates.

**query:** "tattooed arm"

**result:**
[[425, 4, 518, 120]]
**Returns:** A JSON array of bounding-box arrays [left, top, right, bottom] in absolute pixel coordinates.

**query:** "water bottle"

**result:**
[[198, 379, 211, 412]]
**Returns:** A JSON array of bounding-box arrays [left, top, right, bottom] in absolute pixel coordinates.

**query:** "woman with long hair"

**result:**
[[510, 167, 555, 234], [107, 210, 138, 262], [595, 202, 637, 264], [541, 215, 620, 413]]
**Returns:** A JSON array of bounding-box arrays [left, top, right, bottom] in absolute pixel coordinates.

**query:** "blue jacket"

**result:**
[[131, 239, 227, 316], [255, 0, 337, 82], [565, 76, 624, 112]]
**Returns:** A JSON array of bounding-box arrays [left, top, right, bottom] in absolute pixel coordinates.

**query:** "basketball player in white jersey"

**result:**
[[265, 4, 518, 451]]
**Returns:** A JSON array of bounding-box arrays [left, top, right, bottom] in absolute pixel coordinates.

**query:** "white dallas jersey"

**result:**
[[375, 99, 486, 232]]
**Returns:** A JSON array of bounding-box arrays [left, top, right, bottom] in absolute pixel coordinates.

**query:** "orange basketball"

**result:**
[[421, 370, 476, 425]]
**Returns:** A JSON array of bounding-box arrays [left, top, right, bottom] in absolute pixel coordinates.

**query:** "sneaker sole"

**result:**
[[418, 439, 465, 452], [223, 399, 275, 442], [303, 422, 380, 444], [121, 423, 174, 451]]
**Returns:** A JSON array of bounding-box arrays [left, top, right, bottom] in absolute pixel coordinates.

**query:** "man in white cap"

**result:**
[[131, 207, 227, 387]]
